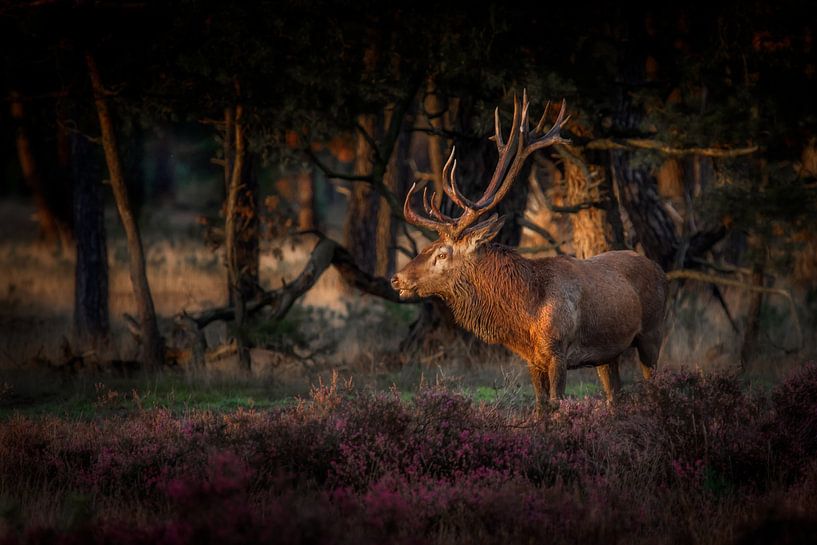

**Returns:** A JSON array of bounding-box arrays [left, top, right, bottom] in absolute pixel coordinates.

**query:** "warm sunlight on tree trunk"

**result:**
[[86, 51, 164, 369]]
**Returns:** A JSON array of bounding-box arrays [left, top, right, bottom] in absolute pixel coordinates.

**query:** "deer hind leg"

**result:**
[[528, 364, 551, 416], [596, 357, 622, 403], [636, 327, 663, 381], [548, 357, 567, 401]]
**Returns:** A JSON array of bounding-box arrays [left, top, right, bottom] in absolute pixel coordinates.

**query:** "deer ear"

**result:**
[[462, 214, 505, 249]]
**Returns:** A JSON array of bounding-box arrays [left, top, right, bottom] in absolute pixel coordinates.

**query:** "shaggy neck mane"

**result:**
[[442, 244, 539, 345]]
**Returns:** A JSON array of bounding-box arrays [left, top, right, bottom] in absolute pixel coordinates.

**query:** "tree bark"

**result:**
[[297, 168, 316, 231], [86, 51, 164, 369], [740, 261, 765, 369], [9, 92, 71, 247], [563, 147, 624, 258], [224, 100, 256, 373], [423, 79, 446, 206], [72, 133, 109, 350], [376, 106, 413, 277], [344, 114, 380, 276]]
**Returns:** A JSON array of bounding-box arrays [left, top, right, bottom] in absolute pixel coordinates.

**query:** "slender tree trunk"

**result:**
[[86, 51, 164, 369], [9, 92, 68, 247], [740, 260, 765, 369], [297, 168, 316, 231], [424, 79, 446, 206], [223, 106, 235, 198], [376, 106, 413, 278], [72, 133, 109, 350], [344, 114, 380, 276], [224, 100, 254, 373]]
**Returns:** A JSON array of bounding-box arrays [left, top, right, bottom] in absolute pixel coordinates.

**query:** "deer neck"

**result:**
[[443, 245, 533, 346]]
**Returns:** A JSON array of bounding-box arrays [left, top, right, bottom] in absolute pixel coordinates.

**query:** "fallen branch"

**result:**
[[183, 234, 420, 331], [667, 269, 802, 351]]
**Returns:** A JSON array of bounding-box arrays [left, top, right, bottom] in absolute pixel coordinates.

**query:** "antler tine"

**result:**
[[481, 99, 569, 216], [492, 107, 504, 148], [526, 98, 569, 152], [447, 158, 481, 209], [441, 147, 479, 211], [403, 182, 453, 236], [534, 100, 551, 135], [473, 94, 522, 208], [520, 89, 531, 139], [424, 94, 569, 240], [456, 96, 569, 236], [423, 185, 455, 222], [422, 186, 435, 216]]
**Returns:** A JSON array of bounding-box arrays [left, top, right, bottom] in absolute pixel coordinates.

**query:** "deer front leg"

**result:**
[[528, 363, 551, 416], [548, 356, 567, 401], [596, 356, 622, 403]]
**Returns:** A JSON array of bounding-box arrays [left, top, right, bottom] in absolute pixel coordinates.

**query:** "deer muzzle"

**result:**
[[390, 273, 417, 300]]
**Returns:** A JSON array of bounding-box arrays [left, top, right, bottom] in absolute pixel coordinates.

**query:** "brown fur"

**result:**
[[393, 229, 668, 410]]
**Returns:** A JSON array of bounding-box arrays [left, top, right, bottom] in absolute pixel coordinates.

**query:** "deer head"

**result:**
[[391, 92, 569, 299]]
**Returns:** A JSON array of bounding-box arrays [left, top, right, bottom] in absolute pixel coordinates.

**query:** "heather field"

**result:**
[[2, 365, 817, 545]]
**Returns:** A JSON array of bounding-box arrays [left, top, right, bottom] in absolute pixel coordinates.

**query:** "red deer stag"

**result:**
[[391, 92, 668, 411]]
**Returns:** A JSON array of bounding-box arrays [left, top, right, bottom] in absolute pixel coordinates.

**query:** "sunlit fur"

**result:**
[[392, 218, 668, 411]]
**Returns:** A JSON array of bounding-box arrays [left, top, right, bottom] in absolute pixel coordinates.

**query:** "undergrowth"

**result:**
[[1, 364, 816, 545]]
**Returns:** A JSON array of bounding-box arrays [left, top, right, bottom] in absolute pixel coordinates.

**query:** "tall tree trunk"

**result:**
[[424, 79, 446, 206], [740, 260, 765, 369], [224, 99, 257, 373], [9, 92, 70, 247], [344, 114, 380, 276], [72, 133, 109, 350], [376, 106, 413, 278], [86, 51, 164, 369], [296, 168, 316, 231], [564, 148, 624, 258]]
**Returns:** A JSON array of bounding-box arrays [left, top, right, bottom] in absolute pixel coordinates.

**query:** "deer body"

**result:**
[[391, 93, 668, 409], [396, 241, 667, 406]]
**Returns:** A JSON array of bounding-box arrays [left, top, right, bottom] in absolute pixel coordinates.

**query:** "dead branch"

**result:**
[[516, 216, 566, 255], [546, 200, 603, 214], [586, 138, 759, 158], [183, 234, 420, 331], [305, 148, 374, 183], [667, 269, 802, 351]]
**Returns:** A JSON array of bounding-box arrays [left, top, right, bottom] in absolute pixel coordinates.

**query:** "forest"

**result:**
[[1, 1, 816, 544]]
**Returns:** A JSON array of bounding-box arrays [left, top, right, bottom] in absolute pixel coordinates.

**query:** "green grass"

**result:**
[[0, 373, 301, 419], [0, 365, 630, 420]]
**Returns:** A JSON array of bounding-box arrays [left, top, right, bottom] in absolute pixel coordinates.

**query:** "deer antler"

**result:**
[[403, 91, 569, 239]]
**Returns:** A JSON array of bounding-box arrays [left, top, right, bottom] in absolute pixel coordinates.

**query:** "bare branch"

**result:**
[[354, 121, 385, 165], [586, 138, 759, 158], [305, 148, 374, 182], [546, 200, 603, 214], [516, 216, 565, 255]]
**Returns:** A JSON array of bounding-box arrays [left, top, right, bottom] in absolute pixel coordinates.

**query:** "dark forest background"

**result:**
[[1, 0, 815, 373]]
